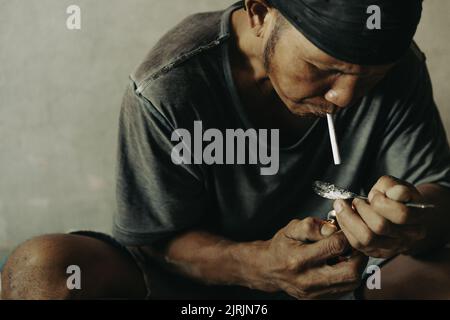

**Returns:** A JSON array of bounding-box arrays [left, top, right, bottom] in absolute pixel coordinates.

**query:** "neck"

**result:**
[[229, 9, 317, 146], [230, 9, 271, 94]]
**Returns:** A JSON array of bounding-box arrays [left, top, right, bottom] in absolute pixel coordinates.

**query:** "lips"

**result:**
[[300, 98, 336, 111]]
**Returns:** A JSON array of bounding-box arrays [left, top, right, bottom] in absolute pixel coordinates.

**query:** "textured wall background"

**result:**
[[0, 0, 449, 250]]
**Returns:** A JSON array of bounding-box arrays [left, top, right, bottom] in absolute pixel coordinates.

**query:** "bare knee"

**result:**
[[1, 233, 146, 300], [0, 234, 100, 299], [1, 234, 82, 299]]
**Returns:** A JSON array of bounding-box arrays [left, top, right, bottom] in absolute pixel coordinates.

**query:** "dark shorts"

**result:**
[[70, 230, 292, 300]]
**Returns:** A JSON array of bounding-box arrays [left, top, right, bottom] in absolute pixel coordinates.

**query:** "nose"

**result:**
[[324, 75, 359, 108]]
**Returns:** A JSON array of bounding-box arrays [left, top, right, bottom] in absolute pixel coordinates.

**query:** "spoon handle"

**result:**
[[354, 196, 434, 209]]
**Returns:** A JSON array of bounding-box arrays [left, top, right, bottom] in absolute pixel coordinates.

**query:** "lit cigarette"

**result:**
[[326, 114, 341, 165]]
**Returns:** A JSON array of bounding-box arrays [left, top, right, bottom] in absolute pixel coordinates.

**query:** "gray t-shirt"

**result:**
[[112, 2, 450, 246]]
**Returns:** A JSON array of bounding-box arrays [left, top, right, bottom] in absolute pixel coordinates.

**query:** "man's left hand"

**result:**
[[334, 176, 430, 258]]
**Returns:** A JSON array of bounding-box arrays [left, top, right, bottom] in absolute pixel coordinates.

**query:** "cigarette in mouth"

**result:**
[[326, 114, 341, 165]]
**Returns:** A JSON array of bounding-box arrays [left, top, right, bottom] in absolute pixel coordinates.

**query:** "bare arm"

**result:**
[[133, 218, 367, 299], [138, 231, 272, 290]]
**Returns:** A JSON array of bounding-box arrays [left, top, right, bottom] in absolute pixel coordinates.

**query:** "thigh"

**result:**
[[363, 247, 450, 299], [127, 246, 289, 300], [63, 232, 148, 299]]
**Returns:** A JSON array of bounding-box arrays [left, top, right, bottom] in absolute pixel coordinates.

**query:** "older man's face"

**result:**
[[264, 16, 395, 117]]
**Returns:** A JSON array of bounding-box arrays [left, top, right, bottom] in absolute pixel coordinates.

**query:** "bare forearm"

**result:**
[[138, 231, 270, 290], [133, 218, 362, 300]]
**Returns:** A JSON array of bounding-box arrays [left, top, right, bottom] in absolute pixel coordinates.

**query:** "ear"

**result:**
[[244, 0, 273, 37]]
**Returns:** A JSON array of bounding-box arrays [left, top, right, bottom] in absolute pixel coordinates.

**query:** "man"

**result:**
[[2, 0, 450, 299]]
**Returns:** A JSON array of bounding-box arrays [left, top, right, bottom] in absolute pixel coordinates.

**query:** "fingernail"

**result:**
[[386, 185, 411, 202], [334, 200, 343, 213], [321, 223, 337, 237], [326, 90, 337, 100]]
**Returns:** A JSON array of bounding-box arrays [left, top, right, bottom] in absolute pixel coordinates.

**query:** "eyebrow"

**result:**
[[328, 67, 361, 75], [315, 62, 367, 76], [313, 60, 392, 77]]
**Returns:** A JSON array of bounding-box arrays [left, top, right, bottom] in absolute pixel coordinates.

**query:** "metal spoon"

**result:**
[[313, 181, 435, 209]]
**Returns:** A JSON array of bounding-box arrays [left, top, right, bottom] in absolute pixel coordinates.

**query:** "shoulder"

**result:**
[[338, 42, 432, 130], [379, 41, 428, 98], [132, 10, 226, 87], [361, 41, 436, 133], [126, 9, 231, 128]]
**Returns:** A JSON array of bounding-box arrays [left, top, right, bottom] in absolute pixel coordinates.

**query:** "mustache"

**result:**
[[300, 98, 336, 110]]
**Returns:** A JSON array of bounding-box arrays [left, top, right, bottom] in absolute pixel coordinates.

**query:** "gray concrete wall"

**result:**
[[1, 0, 449, 249]]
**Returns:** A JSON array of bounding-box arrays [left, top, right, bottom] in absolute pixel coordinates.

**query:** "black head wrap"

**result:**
[[268, 0, 423, 65]]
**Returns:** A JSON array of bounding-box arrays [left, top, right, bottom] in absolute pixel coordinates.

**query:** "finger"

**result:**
[[337, 221, 367, 253], [308, 256, 369, 300], [352, 198, 397, 237], [368, 176, 421, 202], [303, 282, 362, 300], [300, 231, 350, 265], [337, 199, 410, 253], [296, 253, 367, 291], [369, 175, 400, 198], [332, 253, 368, 280], [312, 284, 362, 300], [365, 248, 400, 259], [342, 226, 409, 257], [326, 253, 368, 284], [386, 184, 422, 203], [333, 202, 365, 251], [368, 176, 408, 201], [285, 217, 338, 243], [283, 280, 360, 300], [386, 185, 415, 202], [334, 200, 378, 248], [353, 198, 426, 240], [370, 190, 422, 224]]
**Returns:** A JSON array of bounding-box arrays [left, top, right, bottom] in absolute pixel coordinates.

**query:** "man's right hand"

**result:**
[[253, 217, 368, 299]]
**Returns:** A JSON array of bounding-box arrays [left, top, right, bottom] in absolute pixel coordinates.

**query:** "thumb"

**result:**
[[302, 231, 350, 265], [285, 218, 338, 243], [321, 222, 338, 237]]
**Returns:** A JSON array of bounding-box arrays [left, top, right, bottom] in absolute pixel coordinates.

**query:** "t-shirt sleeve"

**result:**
[[371, 61, 450, 189], [112, 81, 209, 246]]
